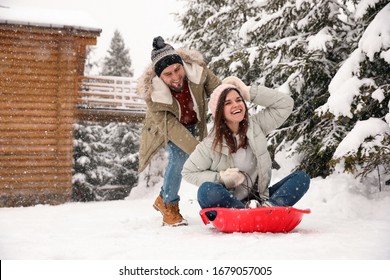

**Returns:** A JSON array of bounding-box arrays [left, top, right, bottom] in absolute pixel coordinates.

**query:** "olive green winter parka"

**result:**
[[137, 48, 221, 172]]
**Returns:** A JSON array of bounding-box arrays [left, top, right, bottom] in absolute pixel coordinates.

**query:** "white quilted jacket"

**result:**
[[182, 84, 294, 200]]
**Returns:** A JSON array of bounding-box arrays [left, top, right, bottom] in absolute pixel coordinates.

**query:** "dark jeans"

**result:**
[[197, 171, 310, 209]]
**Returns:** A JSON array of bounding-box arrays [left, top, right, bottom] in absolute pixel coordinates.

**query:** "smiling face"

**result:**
[[159, 63, 186, 92], [223, 89, 246, 133]]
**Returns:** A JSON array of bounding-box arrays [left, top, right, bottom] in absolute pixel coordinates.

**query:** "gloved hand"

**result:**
[[222, 76, 251, 101], [219, 168, 245, 189]]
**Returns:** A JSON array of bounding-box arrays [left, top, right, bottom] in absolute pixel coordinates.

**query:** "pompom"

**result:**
[[153, 36, 166, 50]]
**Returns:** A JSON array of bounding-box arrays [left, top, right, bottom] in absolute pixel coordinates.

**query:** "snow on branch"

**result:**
[[333, 118, 390, 158], [358, 3, 390, 61]]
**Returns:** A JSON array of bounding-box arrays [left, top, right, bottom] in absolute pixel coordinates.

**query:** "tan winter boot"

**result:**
[[153, 195, 188, 226], [153, 195, 165, 214]]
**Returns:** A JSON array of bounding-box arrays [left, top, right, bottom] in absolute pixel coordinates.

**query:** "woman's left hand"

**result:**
[[219, 168, 245, 189]]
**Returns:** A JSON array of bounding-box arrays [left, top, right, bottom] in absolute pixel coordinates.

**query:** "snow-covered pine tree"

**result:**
[[242, 1, 361, 178], [84, 46, 100, 76], [316, 1, 390, 189], [138, 149, 167, 190], [73, 30, 140, 201], [266, 0, 359, 178], [73, 123, 112, 201], [172, 0, 261, 67], [102, 122, 140, 187], [101, 29, 134, 77], [73, 122, 141, 201], [175, 0, 356, 177]]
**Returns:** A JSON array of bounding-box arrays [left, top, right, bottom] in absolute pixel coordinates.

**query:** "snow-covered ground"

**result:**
[[1, 170, 389, 260], [1, 168, 390, 280]]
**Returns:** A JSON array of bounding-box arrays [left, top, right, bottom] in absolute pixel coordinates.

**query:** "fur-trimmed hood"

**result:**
[[136, 48, 206, 100], [136, 48, 221, 173]]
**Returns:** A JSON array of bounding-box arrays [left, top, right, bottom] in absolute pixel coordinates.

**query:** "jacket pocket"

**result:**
[[140, 124, 163, 155]]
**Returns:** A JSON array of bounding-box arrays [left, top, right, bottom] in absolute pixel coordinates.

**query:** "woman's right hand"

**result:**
[[222, 76, 251, 101]]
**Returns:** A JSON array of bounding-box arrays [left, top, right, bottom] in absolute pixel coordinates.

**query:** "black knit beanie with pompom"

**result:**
[[151, 36, 183, 77]]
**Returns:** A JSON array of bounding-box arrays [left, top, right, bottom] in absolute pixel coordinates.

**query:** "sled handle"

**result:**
[[296, 208, 311, 214], [199, 209, 218, 224], [283, 208, 311, 215]]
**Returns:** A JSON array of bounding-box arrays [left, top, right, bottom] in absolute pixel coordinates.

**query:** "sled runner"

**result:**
[[199, 207, 310, 233]]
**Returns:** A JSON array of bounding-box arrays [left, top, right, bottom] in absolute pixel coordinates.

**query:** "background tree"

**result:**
[[316, 1, 390, 190], [84, 46, 101, 75], [72, 122, 141, 201], [101, 29, 134, 77], [173, 0, 261, 66], [175, 0, 354, 177], [73, 29, 140, 201], [173, 0, 390, 189]]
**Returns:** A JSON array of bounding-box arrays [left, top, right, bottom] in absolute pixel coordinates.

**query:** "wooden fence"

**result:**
[[76, 76, 146, 122]]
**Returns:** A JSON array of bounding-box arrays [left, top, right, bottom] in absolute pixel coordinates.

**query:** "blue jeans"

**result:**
[[197, 171, 310, 209], [160, 125, 196, 204]]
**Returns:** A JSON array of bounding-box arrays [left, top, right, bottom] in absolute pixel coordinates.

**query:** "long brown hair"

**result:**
[[211, 87, 249, 153]]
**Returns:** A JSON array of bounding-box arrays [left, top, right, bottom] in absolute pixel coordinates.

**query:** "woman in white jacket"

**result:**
[[182, 77, 310, 210]]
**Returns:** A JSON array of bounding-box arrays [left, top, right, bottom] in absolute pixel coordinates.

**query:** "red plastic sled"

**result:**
[[199, 207, 310, 233]]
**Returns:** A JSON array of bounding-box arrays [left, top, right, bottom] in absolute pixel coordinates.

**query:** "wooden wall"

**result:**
[[0, 24, 100, 207]]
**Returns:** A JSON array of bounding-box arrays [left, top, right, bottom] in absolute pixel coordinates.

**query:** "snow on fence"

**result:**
[[77, 76, 146, 112]]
